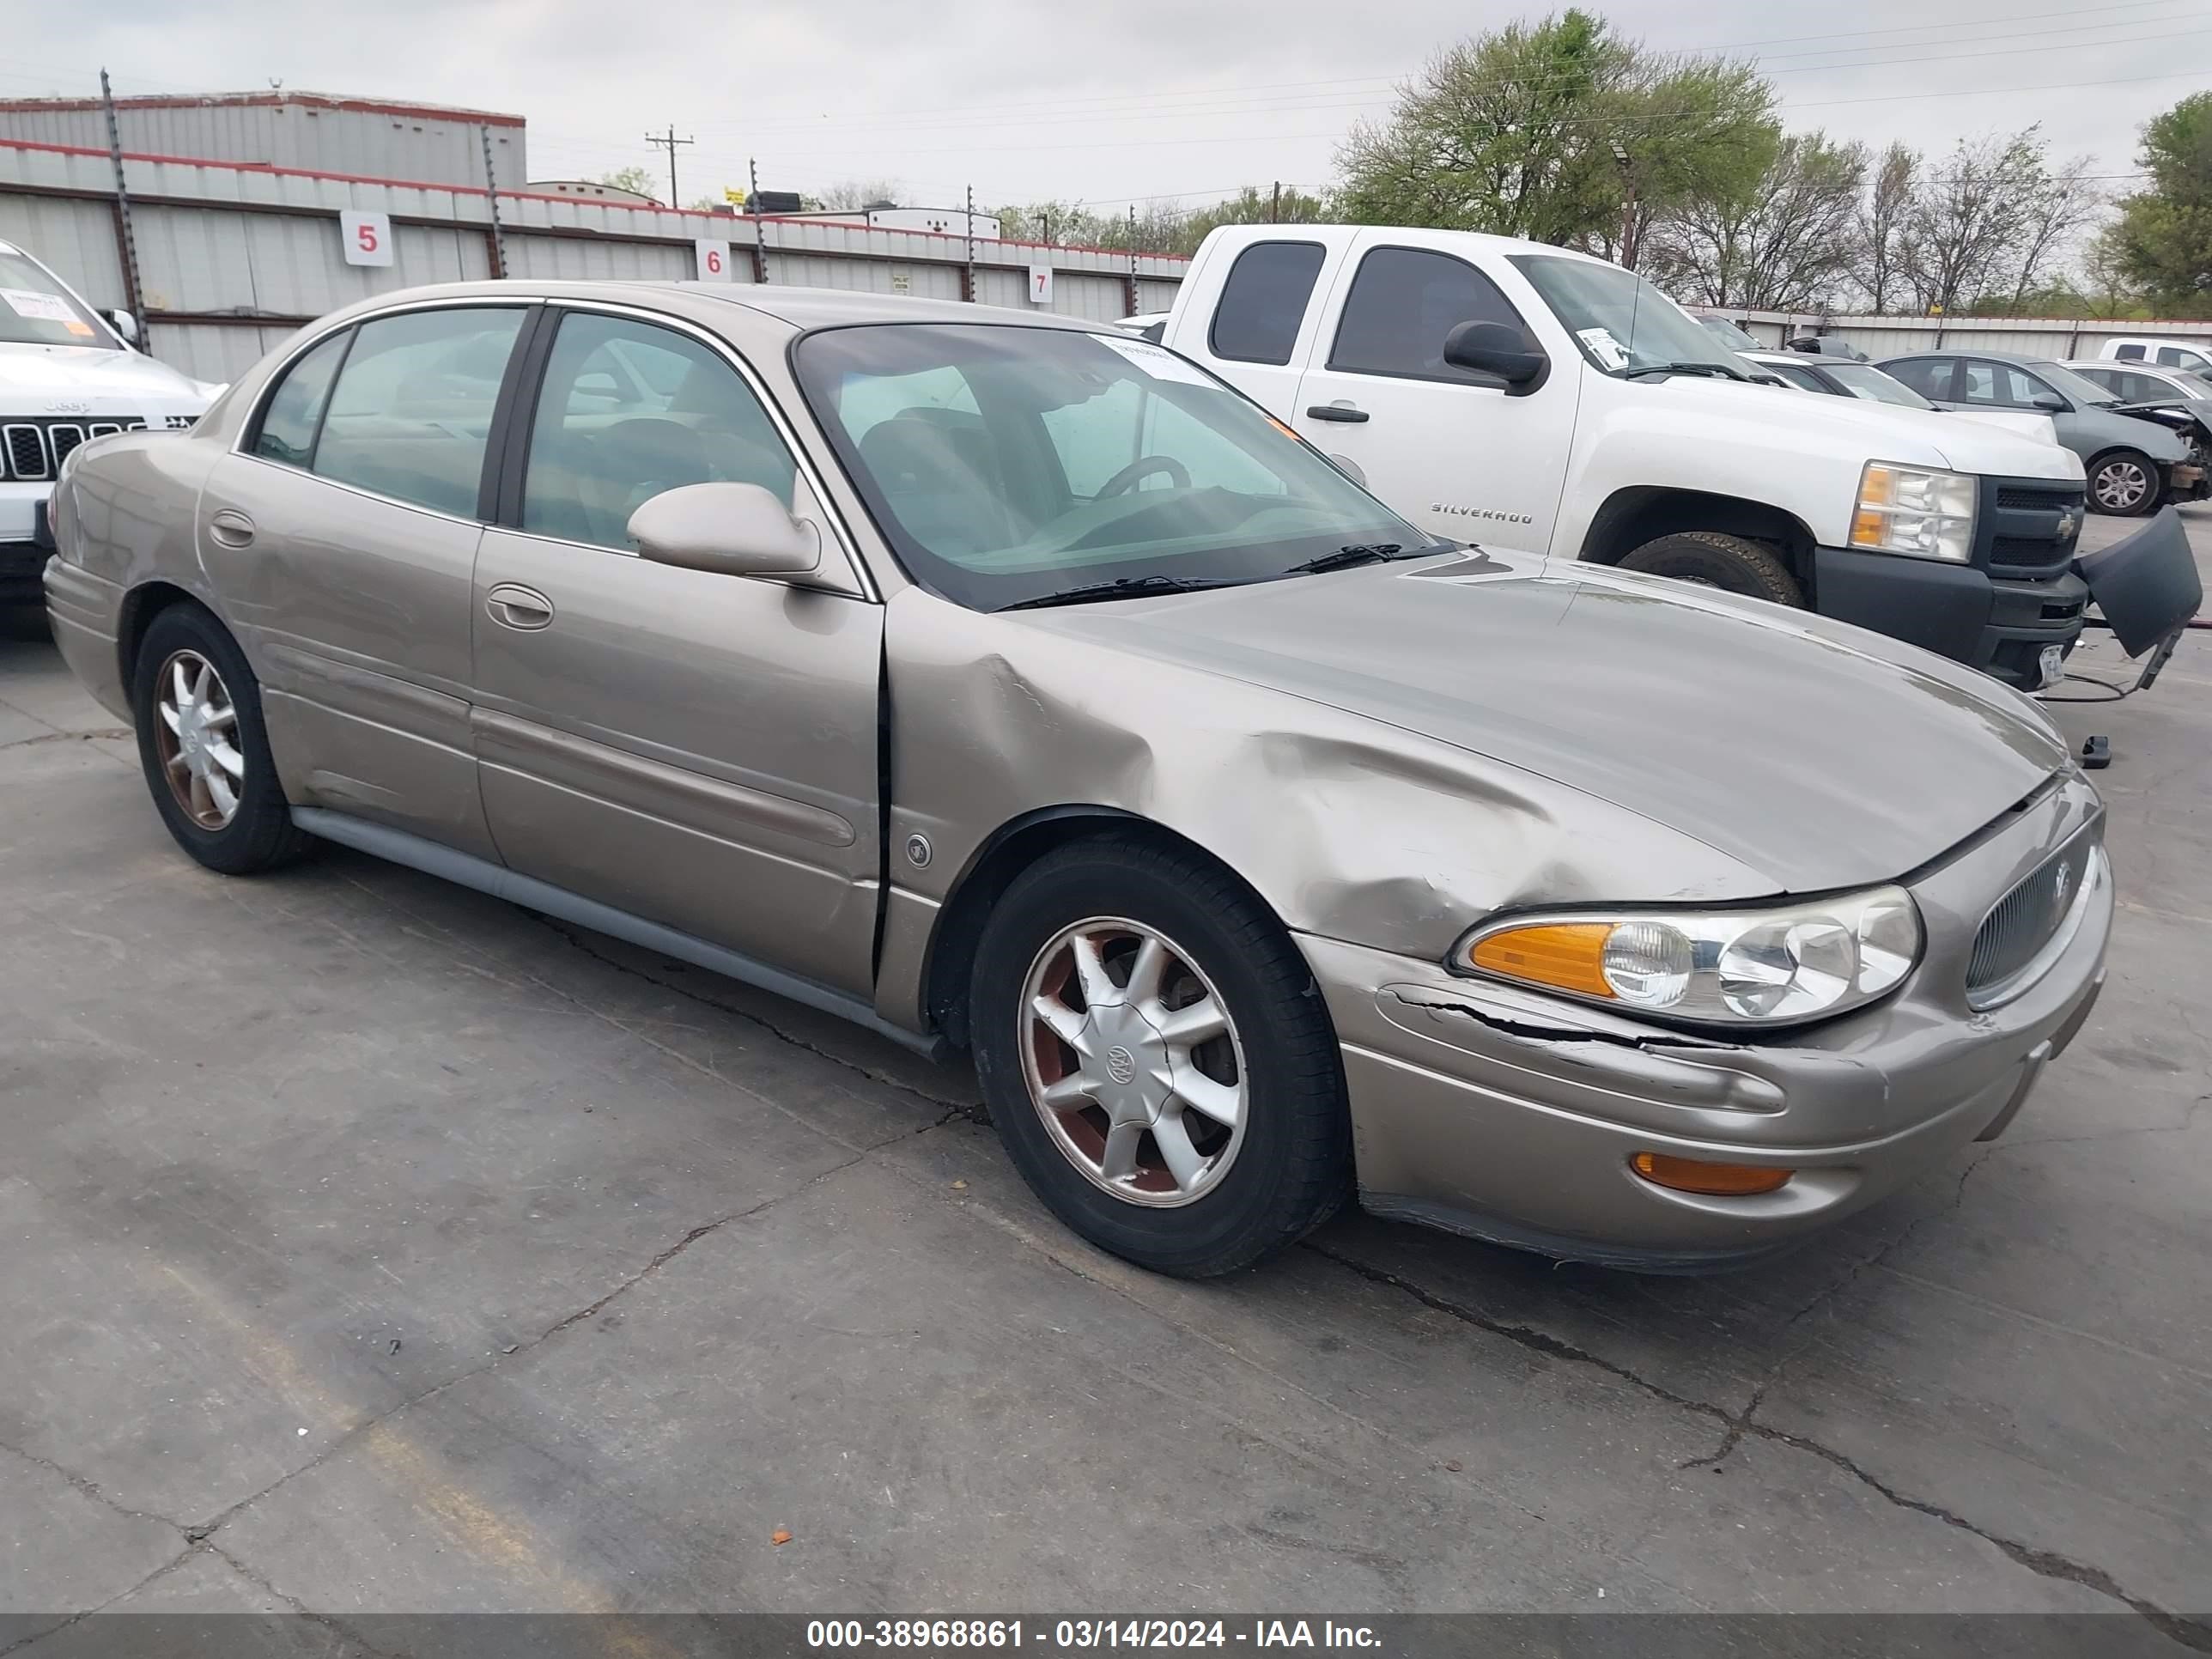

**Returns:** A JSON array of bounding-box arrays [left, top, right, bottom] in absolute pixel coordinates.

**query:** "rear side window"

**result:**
[[1207, 241, 1325, 366], [252, 331, 350, 467], [2113, 343, 2146, 361], [313, 307, 526, 517], [2154, 345, 2210, 370], [1328, 246, 1531, 383], [1886, 358, 1954, 399]]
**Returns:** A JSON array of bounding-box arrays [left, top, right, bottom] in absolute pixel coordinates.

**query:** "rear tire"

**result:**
[[2087, 450, 2160, 517], [1619, 531, 1804, 606], [969, 835, 1351, 1277], [131, 604, 310, 875]]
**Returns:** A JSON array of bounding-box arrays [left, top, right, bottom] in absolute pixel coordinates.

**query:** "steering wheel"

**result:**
[[1096, 455, 1191, 497]]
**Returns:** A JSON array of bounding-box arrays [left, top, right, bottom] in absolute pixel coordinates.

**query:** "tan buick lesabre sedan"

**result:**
[[43, 283, 2110, 1277]]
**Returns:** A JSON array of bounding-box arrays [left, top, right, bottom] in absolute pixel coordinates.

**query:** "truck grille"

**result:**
[[1996, 484, 2081, 512], [1981, 477, 2086, 579], [0, 416, 152, 481], [1966, 833, 2100, 1006]]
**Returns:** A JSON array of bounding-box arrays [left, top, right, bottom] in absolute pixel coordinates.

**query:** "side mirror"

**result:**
[[629, 483, 822, 580], [1442, 320, 1547, 394], [2031, 392, 2067, 412], [100, 308, 140, 349]]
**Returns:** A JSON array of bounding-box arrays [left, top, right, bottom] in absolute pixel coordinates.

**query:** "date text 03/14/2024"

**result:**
[[805, 1620, 1383, 1650]]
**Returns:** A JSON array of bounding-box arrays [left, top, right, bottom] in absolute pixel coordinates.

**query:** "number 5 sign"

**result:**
[[339, 210, 394, 268], [695, 239, 732, 283]]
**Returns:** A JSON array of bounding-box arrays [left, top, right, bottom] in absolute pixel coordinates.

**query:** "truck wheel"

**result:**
[[1619, 532, 1804, 607], [968, 834, 1352, 1278], [2087, 450, 2160, 517]]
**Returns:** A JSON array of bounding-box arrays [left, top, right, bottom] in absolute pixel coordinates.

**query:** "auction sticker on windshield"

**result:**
[[1577, 326, 1629, 371], [3, 289, 76, 322], [1093, 334, 1214, 387]]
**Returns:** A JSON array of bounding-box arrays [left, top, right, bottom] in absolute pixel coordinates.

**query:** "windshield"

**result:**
[[2178, 370, 2212, 399], [1819, 362, 1936, 410], [2031, 361, 2128, 408], [1510, 254, 1735, 376], [1696, 314, 1762, 352], [794, 324, 1434, 611], [0, 247, 113, 349]]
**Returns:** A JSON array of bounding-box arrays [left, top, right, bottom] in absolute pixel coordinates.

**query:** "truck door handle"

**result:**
[[484, 584, 554, 630], [1306, 403, 1369, 423], [208, 508, 256, 547]]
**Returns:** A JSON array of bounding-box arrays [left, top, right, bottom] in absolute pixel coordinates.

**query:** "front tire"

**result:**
[[1619, 531, 1804, 606], [131, 604, 309, 874], [969, 836, 1351, 1277], [2087, 450, 2160, 517]]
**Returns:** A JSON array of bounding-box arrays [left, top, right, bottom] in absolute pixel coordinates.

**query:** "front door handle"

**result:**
[[1306, 403, 1369, 423], [208, 508, 256, 547], [484, 583, 554, 630]]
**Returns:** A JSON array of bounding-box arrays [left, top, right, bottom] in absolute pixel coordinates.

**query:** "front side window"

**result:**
[[795, 323, 1428, 612], [1509, 253, 1737, 378], [0, 246, 113, 349], [252, 331, 350, 467], [1208, 241, 1325, 367], [1820, 363, 1936, 410], [1957, 362, 2040, 408], [1330, 247, 1533, 383], [2113, 343, 2146, 361], [521, 313, 797, 551], [313, 307, 526, 516]]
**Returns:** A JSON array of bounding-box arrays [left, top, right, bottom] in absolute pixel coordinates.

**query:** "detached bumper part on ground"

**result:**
[[1310, 773, 2112, 1270]]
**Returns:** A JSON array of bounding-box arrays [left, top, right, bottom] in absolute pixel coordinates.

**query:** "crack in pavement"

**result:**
[[0, 1541, 199, 1659], [526, 914, 974, 1113], [0, 1434, 185, 1539], [1304, 1239, 2212, 1652], [202, 1539, 410, 1658]]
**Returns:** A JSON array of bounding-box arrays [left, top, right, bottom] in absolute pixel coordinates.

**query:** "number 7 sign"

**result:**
[[339, 210, 395, 268]]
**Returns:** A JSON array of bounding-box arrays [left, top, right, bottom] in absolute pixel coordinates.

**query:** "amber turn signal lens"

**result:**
[[1631, 1152, 1793, 1196], [1468, 922, 1616, 1000]]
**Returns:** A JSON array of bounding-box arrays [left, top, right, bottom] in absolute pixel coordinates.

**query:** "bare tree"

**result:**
[[1902, 129, 2048, 316], [1854, 143, 1916, 313], [2007, 155, 2102, 313], [1647, 131, 1867, 310]]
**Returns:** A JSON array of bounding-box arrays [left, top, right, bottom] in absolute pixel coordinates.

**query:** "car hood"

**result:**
[[1016, 550, 2068, 895], [1949, 408, 2063, 447], [0, 342, 217, 411], [2078, 404, 2191, 460], [1679, 374, 2079, 479]]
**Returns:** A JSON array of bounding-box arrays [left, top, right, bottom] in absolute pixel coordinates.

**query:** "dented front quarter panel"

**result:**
[[874, 582, 1774, 1030]]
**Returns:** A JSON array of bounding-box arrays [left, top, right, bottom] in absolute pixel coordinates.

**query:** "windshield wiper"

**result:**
[[1283, 542, 1407, 574], [996, 574, 1243, 611], [1623, 361, 1745, 382]]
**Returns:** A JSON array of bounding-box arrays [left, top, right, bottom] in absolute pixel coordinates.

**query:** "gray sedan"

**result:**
[[44, 283, 2110, 1276], [1880, 349, 2203, 515]]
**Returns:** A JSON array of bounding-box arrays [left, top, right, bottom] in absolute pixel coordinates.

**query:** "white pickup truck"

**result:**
[[1158, 225, 2141, 692]]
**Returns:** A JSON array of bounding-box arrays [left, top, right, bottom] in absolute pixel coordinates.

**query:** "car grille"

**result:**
[[0, 416, 155, 481], [1966, 833, 2099, 1006]]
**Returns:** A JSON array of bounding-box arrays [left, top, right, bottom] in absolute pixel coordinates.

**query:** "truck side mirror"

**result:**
[[1442, 321, 1548, 396]]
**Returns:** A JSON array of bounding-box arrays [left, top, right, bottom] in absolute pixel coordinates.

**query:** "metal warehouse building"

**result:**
[[0, 90, 525, 190]]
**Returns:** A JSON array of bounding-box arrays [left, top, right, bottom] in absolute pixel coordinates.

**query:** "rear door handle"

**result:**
[[1306, 403, 1369, 423], [208, 508, 255, 547], [484, 583, 554, 630]]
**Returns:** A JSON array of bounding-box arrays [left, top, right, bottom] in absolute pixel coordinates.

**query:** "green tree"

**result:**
[[1181, 185, 1334, 250], [1335, 10, 1774, 263], [2107, 92, 2212, 314], [593, 165, 659, 203]]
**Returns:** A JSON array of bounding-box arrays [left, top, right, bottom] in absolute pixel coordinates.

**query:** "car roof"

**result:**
[[1882, 347, 2063, 368]]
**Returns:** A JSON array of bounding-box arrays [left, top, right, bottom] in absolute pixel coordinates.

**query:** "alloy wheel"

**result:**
[[1018, 916, 1249, 1207], [154, 649, 245, 830], [2094, 459, 2150, 513]]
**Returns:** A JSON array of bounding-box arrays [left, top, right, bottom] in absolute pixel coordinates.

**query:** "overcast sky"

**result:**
[[1, 0, 2202, 212]]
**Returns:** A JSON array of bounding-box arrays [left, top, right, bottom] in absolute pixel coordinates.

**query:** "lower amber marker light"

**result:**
[[1632, 1152, 1794, 1196]]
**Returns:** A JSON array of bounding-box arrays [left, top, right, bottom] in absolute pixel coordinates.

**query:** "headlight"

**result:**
[[1453, 886, 1923, 1028], [1850, 462, 1976, 563]]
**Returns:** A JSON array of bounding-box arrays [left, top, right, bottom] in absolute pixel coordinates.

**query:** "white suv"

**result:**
[[1, 240, 217, 604]]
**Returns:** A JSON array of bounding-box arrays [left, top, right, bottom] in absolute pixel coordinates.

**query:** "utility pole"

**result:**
[[963, 184, 977, 302], [98, 70, 148, 347], [644, 126, 695, 208], [1610, 140, 1638, 271], [1270, 180, 1281, 223], [748, 156, 766, 283], [478, 124, 508, 278], [1127, 205, 1139, 316]]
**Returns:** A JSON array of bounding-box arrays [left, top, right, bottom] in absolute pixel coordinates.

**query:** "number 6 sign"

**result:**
[[695, 239, 732, 283], [339, 210, 395, 268]]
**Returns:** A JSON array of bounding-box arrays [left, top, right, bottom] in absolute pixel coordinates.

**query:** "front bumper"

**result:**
[[1812, 547, 2087, 689], [1308, 772, 2111, 1271]]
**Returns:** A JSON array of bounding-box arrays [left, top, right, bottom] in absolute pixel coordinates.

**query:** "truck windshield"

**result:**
[[0, 248, 113, 349], [794, 323, 1437, 612], [1510, 254, 1737, 379], [1819, 363, 1937, 410]]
